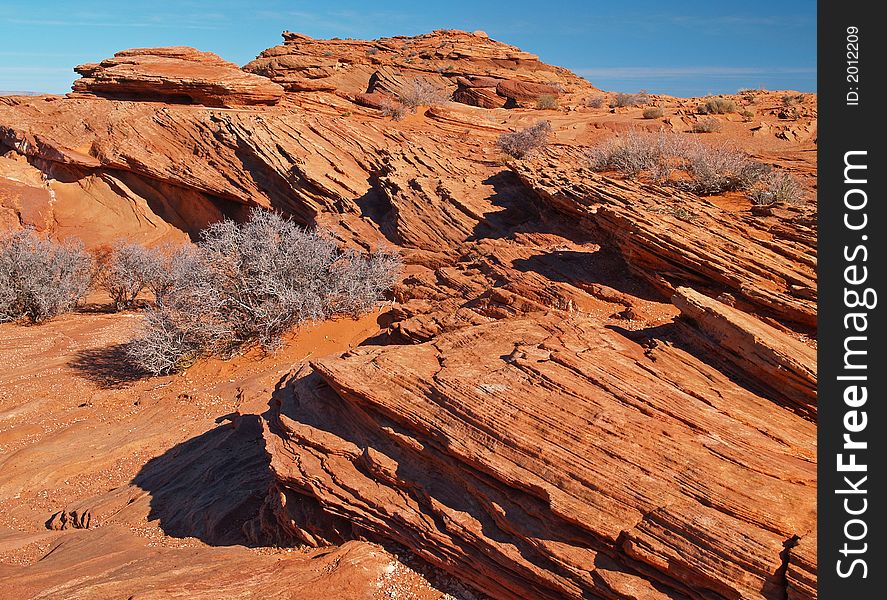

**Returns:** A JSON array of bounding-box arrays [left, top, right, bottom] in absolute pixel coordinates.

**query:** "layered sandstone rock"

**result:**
[[244, 30, 590, 108], [0, 30, 818, 600], [252, 314, 815, 599], [509, 148, 817, 328], [72, 47, 284, 107]]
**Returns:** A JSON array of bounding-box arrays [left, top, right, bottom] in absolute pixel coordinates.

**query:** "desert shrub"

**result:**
[[700, 98, 736, 114], [642, 107, 664, 119], [586, 95, 605, 108], [496, 120, 552, 159], [98, 242, 166, 311], [782, 93, 805, 106], [398, 78, 450, 109], [536, 94, 558, 110], [748, 170, 804, 206], [739, 108, 755, 121], [0, 228, 93, 324], [692, 117, 722, 133], [587, 130, 770, 195], [379, 97, 409, 121], [610, 91, 649, 108], [128, 209, 402, 374]]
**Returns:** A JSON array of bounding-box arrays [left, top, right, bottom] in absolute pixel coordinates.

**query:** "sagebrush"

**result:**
[[587, 130, 782, 196], [496, 120, 552, 159], [748, 170, 804, 206], [0, 228, 93, 323], [128, 209, 402, 374], [97, 242, 166, 311], [398, 78, 451, 109]]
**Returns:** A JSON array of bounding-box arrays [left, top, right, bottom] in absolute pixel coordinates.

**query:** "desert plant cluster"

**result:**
[[587, 130, 802, 198], [0, 210, 402, 375], [0, 229, 93, 323], [496, 120, 552, 159], [610, 91, 649, 108]]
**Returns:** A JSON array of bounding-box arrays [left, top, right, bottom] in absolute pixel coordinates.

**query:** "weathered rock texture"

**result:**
[[253, 314, 815, 599], [72, 47, 284, 107], [0, 30, 818, 600], [245, 30, 588, 108]]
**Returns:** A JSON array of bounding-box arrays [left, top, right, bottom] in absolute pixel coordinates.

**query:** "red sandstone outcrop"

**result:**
[[252, 314, 815, 599], [72, 47, 284, 107], [244, 30, 590, 109], [0, 30, 818, 600]]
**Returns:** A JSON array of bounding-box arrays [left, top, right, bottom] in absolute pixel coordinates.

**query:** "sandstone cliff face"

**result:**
[[72, 46, 285, 107], [0, 30, 817, 599]]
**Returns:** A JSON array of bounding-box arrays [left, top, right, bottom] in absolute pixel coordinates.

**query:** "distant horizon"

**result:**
[[0, 1, 816, 98]]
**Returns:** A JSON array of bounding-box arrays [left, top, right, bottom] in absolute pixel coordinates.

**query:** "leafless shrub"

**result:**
[[379, 97, 409, 121], [97, 242, 166, 311], [692, 117, 722, 133], [587, 130, 771, 195], [0, 228, 93, 324], [610, 91, 649, 108], [699, 98, 737, 114], [536, 94, 558, 110], [642, 107, 664, 119], [748, 170, 804, 206], [496, 120, 552, 159], [738, 108, 755, 121], [127, 209, 402, 374], [586, 95, 605, 108], [398, 78, 450, 109]]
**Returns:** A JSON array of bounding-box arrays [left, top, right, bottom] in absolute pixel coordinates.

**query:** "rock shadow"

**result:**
[[512, 247, 665, 302], [131, 412, 272, 547]]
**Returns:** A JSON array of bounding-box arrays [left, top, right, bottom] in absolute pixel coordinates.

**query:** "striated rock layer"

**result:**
[[0, 29, 818, 600], [253, 313, 815, 599], [72, 46, 284, 107], [244, 30, 590, 107]]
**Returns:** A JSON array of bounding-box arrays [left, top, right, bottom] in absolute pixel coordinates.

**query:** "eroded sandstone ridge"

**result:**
[[244, 30, 588, 106], [0, 29, 817, 599], [72, 46, 285, 106]]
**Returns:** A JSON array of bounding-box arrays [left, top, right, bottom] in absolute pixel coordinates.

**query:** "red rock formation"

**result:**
[[244, 30, 592, 109], [72, 47, 284, 107], [253, 313, 815, 599], [0, 30, 818, 600]]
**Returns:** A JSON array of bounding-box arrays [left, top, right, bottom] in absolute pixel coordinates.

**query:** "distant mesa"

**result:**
[[71, 46, 285, 107]]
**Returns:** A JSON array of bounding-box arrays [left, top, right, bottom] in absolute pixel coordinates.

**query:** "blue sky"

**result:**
[[0, 1, 815, 97]]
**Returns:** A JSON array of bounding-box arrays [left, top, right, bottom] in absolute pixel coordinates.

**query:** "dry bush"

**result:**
[[398, 78, 450, 109], [0, 228, 93, 324], [586, 95, 605, 108], [496, 120, 552, 159], [128, 209, 402, 374], [98, 242, 166, 311], [587, 130, 771, 195], [692, 117, 722, 133], [536, 94, 558, 110], [379, 97, 409, 121], [642, 107, 664, 119], [748, 170, 804, 206], [700, 98, 737, 114], [610, 91, 649, 108], [739, 108, 755, 121]]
